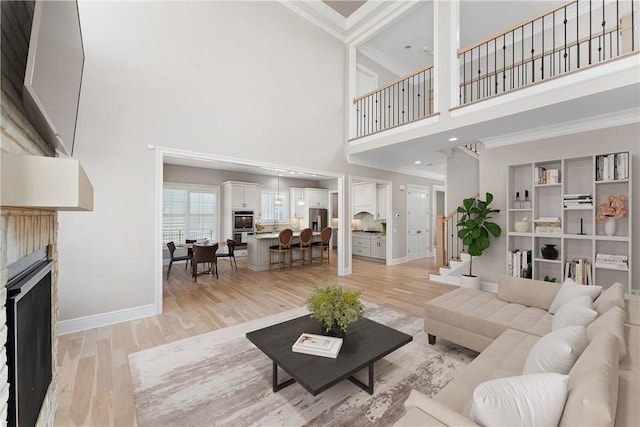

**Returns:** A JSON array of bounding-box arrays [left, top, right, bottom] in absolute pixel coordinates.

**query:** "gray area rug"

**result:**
[[129, 301, 476, 426]]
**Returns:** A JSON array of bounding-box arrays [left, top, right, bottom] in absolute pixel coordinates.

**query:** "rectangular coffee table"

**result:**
[[246, 315, 412, 396]]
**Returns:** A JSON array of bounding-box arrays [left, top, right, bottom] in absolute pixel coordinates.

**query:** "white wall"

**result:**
[[473, 124, 639, 289], [57, 1, 347, 322], [446, 148, 479, 213]]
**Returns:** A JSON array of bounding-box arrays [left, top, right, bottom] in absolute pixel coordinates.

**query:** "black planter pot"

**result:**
[[541, 244, 559, 260], [324, 320, 346, 338]]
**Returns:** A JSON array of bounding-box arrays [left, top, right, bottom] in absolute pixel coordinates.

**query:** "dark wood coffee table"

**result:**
[[246, 315, 412, 396]]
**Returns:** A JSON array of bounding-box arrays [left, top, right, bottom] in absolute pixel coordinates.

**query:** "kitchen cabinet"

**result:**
[[306, 188, 328, 208], [352, 234, 371, 257], [224, 181, 260, 210], [371, 235, 386, 259], [290, 188, 305, 218], [376, 185, 387, 219], [353, 182, 376, 215]]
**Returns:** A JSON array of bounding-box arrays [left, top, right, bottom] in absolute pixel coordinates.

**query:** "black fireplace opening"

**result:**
[[6, 254, 53, 427]]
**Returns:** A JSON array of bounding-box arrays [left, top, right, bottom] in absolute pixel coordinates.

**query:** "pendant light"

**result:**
[[275, 171, 282, 207]]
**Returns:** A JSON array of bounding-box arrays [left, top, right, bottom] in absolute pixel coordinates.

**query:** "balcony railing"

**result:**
[[352, 65, 434, 139], [459, 0, 638, 105]]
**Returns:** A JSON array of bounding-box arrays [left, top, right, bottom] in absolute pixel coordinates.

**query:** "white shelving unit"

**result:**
[[506, 152, 632, 293]]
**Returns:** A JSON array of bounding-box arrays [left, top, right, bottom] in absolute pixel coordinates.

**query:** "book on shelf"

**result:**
[[507, 249, 532, 278], [563, 193, 593, 208], [292, 333, 343, 358], [596, 152, 629, 182], [595, 253, 629, 270], [534, 217, 561, 234], [535, 167, 561, 184], [564, 259, 592, 285]]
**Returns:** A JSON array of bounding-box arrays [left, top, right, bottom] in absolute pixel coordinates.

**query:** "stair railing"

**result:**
[[352, 65, 435, 139], [458, 0, 638, 106], [436, 193, 479, 269]]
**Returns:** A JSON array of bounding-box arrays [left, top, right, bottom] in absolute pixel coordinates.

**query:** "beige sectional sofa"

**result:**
[[395, 276, 639, 427]]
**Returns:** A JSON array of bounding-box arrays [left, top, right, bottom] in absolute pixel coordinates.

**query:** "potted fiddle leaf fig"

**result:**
[[306, 281, 364, 338], [456, 192, 502, 288]]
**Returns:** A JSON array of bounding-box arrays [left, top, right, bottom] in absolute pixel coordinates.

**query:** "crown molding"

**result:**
[[480, 108, 640, 148], [347, 156, 446, 182], [358, 44, 410, 77]]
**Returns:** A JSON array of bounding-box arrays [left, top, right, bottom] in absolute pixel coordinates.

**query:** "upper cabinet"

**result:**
[[224, 181, 260, 210], [290, 188, 306, 218], [307, 188, 328, 208], [353, 182, 376, 215], [376, 184, 387, 220]]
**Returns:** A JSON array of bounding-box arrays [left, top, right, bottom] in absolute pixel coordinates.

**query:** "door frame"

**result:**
[[432, 185, 446, 259], [406, 184, 431, 260]]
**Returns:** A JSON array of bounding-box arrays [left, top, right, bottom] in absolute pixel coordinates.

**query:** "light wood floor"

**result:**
[[55, 253, 455, 426]]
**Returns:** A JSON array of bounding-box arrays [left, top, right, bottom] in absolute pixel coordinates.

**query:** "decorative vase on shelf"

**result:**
[[514, 217, 529, 232], [604, 218, 616, 236], [541, 244, 558, 260]]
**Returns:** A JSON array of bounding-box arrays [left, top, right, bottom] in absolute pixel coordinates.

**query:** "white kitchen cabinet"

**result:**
[[370, 234, 386, 259], [224, 181, 260, 210], [376, 185, 387, 219], [306, 188, 328, 208], [353, 182, 376, 215], [290, 188, 305, 218], [352, 234, 371, 257]]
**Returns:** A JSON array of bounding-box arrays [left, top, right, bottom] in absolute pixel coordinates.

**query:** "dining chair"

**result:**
[[292, 228, 313, 266], [313, 227, 332, 264], [192, 243, 219, 281], [185, 239, 197, 268], [216, 239, 238, 271], [269, 228, 293, 270], [167, 241, 191, 279]]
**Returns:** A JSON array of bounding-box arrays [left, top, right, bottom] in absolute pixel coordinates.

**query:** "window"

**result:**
[[163, 184, 219, 244], [261, 191, 288, 223]]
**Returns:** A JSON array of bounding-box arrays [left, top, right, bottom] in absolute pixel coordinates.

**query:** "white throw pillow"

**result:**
[[470, 373, 569, 427], [548, 278, 602, 314], [552, 297, 598, 330], [523, 326, 589, 374]]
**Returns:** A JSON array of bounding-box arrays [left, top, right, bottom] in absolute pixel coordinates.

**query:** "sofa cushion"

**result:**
[[425, 289, 552, 345], [593, 282, 626, 316], [559, 332, 619, 427], [587, 305, 627, 361], [497, 276, 560, 310], [434, 329, 538, 416], [552, 296, 597, 330], [523, 326, 588, 374], [470, 373, 568, 427], [400, 390, 479, 427], [549, 278, 602, 314]]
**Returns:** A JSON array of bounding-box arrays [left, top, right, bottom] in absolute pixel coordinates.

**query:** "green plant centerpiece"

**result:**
[[456, 192, 502, 278], [306, 282, 364, 338]]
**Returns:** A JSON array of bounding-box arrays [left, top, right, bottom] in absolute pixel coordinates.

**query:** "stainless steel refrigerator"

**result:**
[[309, 208, 328, 232]]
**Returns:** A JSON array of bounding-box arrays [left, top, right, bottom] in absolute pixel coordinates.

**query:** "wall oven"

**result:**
[[233, 210, 254, 231]]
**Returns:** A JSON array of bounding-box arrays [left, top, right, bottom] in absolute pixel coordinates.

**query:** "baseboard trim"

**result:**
[[58, 303, 158, 335], [390, 256, 408, 265]]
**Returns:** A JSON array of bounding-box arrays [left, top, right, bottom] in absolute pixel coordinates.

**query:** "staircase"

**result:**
[[430, 252, 471, 286]]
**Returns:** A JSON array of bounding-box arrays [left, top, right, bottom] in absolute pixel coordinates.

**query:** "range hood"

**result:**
[[1, 153, 93, 211]]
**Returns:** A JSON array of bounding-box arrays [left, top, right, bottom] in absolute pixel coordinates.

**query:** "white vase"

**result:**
[[604, 218, 616, 236]]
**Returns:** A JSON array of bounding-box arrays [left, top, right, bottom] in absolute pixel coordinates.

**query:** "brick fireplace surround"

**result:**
[[1, 1, 60, 425]]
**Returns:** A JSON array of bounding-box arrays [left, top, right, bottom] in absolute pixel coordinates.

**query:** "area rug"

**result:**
[[129, 301, 476, 426]]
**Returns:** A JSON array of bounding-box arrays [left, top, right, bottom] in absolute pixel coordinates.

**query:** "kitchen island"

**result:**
[[247, 231, 321, 271]]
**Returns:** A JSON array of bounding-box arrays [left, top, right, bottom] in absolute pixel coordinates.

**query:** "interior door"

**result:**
[[407, 186, 430, 260]]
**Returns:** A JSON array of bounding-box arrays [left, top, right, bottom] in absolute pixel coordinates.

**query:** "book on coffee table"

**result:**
[[292, 333, 343, 358]]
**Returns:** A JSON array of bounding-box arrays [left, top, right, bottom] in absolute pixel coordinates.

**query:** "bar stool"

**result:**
[[292, 228, 313, 266], [269, 228, 293, 270], [313, 227, 332, 264]]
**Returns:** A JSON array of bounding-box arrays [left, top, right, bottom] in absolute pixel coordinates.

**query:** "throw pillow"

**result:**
[[552, 296, 598, 330], [523, 326, 589, 374], [594, 282, 626, 316], [470, 373, 569, 427], [549, 278, 602, 314]]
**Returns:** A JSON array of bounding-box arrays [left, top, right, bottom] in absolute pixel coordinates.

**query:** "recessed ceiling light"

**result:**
[[448, 137, 458, 142], [404, 44, 412, 49], [290, 171, 296, 174], [414, 160, 422, 164]]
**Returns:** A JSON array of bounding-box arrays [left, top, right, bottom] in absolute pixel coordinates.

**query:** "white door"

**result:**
[[407, 186, 430, 260]]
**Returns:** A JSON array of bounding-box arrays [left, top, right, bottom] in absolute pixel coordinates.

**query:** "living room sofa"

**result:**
[[395, 276, 639, 427]]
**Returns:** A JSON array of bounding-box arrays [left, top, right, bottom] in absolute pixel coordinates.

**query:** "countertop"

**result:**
[[352, 230, 386, 236], [250, 231, 321, 239]]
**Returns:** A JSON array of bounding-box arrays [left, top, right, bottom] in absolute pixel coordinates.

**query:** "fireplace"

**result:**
[[6, 249, 53, 427]]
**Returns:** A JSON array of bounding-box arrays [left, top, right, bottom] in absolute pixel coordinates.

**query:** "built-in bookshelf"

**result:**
[[506, 152, 632, 293]]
